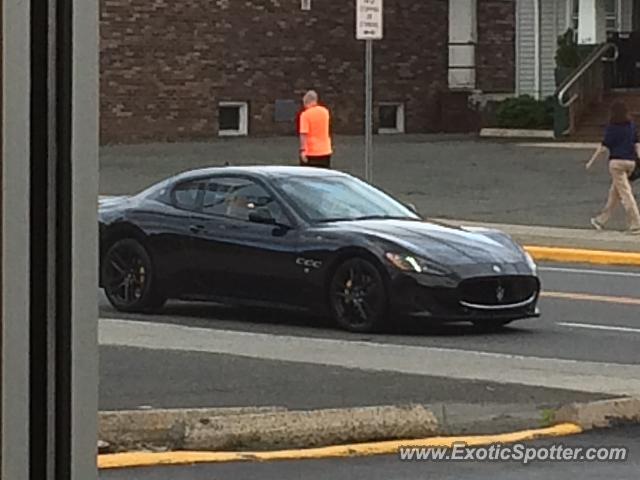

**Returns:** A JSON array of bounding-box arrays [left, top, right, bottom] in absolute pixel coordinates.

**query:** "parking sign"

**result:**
[[356, 0, 383, 40]]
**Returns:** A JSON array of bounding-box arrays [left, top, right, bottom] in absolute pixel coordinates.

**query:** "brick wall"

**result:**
[[100, 0, 517, 143], [100, 0, 449, 144], [476, 0, 516, 93]]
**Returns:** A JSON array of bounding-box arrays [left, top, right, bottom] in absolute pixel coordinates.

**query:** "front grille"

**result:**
[[458, 276, 538, 307]]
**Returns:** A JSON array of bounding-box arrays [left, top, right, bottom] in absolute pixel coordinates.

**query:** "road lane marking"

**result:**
[[98, 424, 583, 468], [541, 291, 640, 306], [99, 318, 640, 396], [540, 266, 640, 278], [558, 322, 640, 334]]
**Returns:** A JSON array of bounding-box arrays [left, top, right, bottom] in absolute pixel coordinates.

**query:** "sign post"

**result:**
[[356, 0, 383, 182]]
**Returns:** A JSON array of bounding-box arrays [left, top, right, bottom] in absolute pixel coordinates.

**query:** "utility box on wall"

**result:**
[[274, 99, 298, 123]]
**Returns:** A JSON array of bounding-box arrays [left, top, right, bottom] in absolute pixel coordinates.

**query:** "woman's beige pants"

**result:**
[[594, 159, 640, 230]]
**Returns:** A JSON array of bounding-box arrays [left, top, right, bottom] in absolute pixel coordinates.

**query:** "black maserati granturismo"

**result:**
[[99, 166, 540, 332]]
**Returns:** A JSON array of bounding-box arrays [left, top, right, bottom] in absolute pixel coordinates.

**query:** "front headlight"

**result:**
[[523, 250, 538, 274], [385, 253, 449, 276]]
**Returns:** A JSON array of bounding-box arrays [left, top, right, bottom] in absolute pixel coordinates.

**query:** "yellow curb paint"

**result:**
[[542, 291, 640, 306], [98, 423, 582, 469], [525, 246, 640, 267]]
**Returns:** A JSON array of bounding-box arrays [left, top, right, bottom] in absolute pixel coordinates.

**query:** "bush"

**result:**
[[555, 28, 581, 69], [494, 95, 555, 129]]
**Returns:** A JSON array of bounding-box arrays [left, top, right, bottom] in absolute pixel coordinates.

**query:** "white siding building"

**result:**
[[516, 0, 639, 99]]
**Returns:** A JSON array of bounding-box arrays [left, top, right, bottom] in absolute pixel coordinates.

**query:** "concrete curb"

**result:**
[[554, 397, 640, 430], [433, 218, 640, 261], [96, 397, 640, 468], [99, 404, 439, 453], [99, 406, 287, 452], [525, 246, 640, 267], [479, 128, 555, 139], [98, 423, 582, 469]]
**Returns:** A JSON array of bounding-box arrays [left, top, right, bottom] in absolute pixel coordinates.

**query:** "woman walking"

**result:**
[[586, 101, 640, 234]]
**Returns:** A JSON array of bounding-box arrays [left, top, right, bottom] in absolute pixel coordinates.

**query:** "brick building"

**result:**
[[100, 0, 517, 144]]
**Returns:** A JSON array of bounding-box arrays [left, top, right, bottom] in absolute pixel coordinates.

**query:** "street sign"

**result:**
[[356, 0, 383, 181], [356, 0, 383, 40]]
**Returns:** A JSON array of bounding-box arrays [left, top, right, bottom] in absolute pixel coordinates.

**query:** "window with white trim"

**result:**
[[571, 0, 620, 33], [218, 102, 249, 136], [378, 103, 405, 134]]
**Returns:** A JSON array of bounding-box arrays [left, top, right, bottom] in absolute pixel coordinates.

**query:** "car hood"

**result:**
[[323, 219, 525, 265]]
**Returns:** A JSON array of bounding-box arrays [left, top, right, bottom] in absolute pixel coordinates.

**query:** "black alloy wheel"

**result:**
[[102, 238, 166, 312], [329, 257, 388, 332]]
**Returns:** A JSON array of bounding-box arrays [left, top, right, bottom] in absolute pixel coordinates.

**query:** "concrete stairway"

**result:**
[[569, 90, 640, 142]]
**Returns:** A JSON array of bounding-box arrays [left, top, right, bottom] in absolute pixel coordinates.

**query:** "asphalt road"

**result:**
[[99, 263, 640, 413], [99, 263, 640, 363], [99, 426, 640, 480]]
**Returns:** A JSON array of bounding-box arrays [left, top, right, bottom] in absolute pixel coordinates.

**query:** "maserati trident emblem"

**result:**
[[496, 285, 506, 302]]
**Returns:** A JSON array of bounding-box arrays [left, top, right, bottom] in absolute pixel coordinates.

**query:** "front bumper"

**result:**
[[388, 270, 541, 322]]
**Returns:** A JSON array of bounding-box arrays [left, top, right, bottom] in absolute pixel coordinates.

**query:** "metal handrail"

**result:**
[[557, 42, 619, 108]]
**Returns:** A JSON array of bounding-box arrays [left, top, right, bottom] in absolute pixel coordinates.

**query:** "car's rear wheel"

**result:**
[[329, 257, 388, 332], [102, 238, 166, 312]]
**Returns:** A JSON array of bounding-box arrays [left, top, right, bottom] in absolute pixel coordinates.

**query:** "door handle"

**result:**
[[189, 224, 205, 233]]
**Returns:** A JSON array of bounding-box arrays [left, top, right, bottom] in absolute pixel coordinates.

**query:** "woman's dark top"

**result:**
[[603, 121, 639, 161]]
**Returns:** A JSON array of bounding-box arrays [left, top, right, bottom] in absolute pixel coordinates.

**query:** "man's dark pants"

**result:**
[[303, 155, 331, 168]]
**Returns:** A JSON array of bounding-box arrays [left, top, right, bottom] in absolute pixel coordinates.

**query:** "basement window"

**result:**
[[218, 102, 248, 136], [378, 103, 405, 134]]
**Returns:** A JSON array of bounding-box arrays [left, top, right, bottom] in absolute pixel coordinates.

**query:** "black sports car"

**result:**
[[99, 166, 540, 332]]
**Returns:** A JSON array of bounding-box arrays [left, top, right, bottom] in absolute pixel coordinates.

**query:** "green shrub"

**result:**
[[555, 28, 581, 69], [495, 95, 555, 129]]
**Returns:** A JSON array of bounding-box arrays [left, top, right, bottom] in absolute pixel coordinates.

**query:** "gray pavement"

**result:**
[[99, 345, 608, 429], [99, 426, 640, 480], [99, 263, 640, 365], [440, 218, 640, 252], [97, 138, 640, 480], [100, 136, 635, 231], [99, 263, 640, 426]]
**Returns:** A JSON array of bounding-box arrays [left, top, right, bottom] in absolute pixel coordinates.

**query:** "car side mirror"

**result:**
[[405, 202, 418, 214], [248, 208, 277, 225]]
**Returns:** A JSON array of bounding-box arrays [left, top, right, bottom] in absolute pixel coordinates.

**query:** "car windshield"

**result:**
[[275, 175, 420, 223]]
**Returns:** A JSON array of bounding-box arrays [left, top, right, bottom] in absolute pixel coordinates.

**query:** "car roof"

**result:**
[[173, 165, 351, 182]]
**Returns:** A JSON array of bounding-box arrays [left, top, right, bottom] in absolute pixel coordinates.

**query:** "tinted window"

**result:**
[[379, 105, 398, 129], [202, 177, 286, 223], [276, 175, 418, 222], [219, 106, 240, 131], [171, 180, 202, 211]]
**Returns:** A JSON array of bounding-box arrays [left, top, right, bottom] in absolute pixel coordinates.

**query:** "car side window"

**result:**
[[201, 177, 287, 224], [171, 180, 202, 212]]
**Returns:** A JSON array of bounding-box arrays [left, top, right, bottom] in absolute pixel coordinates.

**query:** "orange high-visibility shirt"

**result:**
[[300, 105, 332, 156]]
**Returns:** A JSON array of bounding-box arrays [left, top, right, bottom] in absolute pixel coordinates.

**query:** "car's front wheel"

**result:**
[[102, 238, 166, 313], [329, 257, 389, 333]]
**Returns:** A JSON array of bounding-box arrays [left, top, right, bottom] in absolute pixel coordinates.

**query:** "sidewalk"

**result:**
[[100, 135, 639, 247], [436, 219, 640, 252], [100, 345, 607, 438]]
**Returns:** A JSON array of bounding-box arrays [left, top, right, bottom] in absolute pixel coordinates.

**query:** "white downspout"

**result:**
[[533, 0, 541, 99], [617, 0, 622, 32], [515, 0, 521, 96]]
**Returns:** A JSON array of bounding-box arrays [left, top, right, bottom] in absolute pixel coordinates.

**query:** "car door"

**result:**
[[131, 177, 205, 296], [189, 175, 303, 305]]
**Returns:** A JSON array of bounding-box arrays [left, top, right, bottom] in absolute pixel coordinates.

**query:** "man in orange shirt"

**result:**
[[299, 90, 333, 168]]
